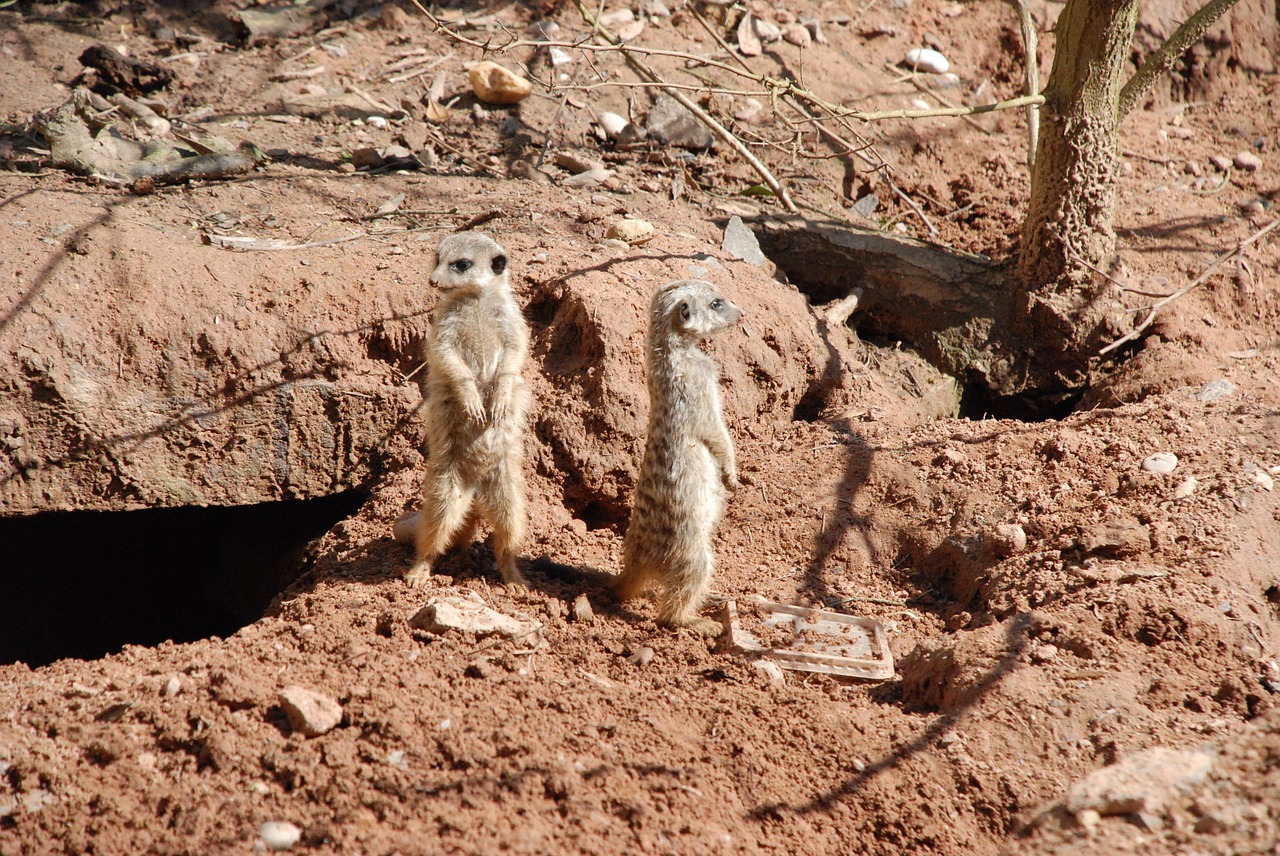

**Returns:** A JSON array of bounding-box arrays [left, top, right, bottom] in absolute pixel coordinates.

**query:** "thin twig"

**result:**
[[572, 0, 798, 212], [1006, 0, 1039, 167], [1100, 215, 1280, 355]]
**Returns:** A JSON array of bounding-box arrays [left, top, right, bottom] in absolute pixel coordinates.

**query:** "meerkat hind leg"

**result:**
[[407, 468, 475, 589], [658, 549, 722, 638], [478, 470, 529, 588]]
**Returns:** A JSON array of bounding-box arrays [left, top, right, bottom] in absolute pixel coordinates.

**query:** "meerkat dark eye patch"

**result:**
[[450, 259, 473, 274], [679, 301, 690, 321], [710, 298, 724, 311], [491, 255, 508, 275]]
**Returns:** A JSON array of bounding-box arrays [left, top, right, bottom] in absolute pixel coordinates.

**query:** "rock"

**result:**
[[1195, 378, 1236, 402], [553, 150, 604, 174], [1245, 462, 1274, 492], [782, 23, 811, 47], [605, 218, 655, 245], [752, 659, 787, 685], [409, 596, 535, 638], [571, 593, 596, 623], [800, 17, 827, 43], [753, 17, 782, 42], [509, 160, 552, 183], [162, 676, 181, 697], [850, 193, 879, 219], [392, 510, 418, 544], [259, 821, 302, 851], [1030, 643, 1058, 664], [563, 168, 611, 188], [278, 686, 343, 737], [990, 522, 1027, 557], [722, 215, 765, 266], [1233, 151, 1262, 171], [625, 645, 654, 666], [598, 8, 635, 27], [646, 94, 715, 150], [597, 111, 629, 138], [350, 147, 384, 169], [1210, 154, 1233, 171], [733, 98, 764, 123], [1174, 476, 1198, 499], [1080, 518, 1151, 558], [904, 48, 949, 74], [1076, 808, 1101, 831], [1065, 747, 1214, 816], [1141, 452, 1179, 474], [469, 61, 532, 105]]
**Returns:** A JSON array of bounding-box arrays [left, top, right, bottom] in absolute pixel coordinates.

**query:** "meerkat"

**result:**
[[401, 231, 531, 589], [616, 279, 743, 636]]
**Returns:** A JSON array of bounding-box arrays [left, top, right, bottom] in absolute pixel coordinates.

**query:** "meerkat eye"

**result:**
[[710, 298, 725, 311], [491, 255, 508, 275], [679, 301, 691, 321], [450, 259, 473, 274]]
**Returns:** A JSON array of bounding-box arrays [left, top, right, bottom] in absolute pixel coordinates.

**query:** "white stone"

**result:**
[[409, 596, 535, 638], [278, 686, 343, 737], [259, 821, 302, 851], [597, 111, 629, 138], [1174, 476, 1197, 498], [1141, 452, 1178, 474], [904, 48, 949, 74], [1065, 747, 1214, 816]]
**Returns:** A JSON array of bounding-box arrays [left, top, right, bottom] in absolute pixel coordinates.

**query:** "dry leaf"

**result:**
[[425, 99, 449, 123], [737, 13, 762, 56]]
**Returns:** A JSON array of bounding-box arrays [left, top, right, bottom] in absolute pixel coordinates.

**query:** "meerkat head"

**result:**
[[651, 279, 742, 342], [431, 231, 510, 293]]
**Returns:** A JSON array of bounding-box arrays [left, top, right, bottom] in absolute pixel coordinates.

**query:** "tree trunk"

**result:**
[[1013, 0, 1140, 390]]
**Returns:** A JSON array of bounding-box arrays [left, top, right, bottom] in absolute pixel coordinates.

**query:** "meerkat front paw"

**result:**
[[461, 389, 487, 424], [724, 471, 741, 492]]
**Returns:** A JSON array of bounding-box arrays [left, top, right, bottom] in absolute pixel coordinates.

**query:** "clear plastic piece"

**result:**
[[718, 596, 895, 680]]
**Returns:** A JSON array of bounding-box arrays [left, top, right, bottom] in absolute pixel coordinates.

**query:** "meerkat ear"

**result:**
[[491, 254, 508, 275], [679, 301, 690, 322]]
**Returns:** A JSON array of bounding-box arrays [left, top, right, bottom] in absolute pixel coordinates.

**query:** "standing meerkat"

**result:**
[[401, 231, 531, 588], [616, 279, 743, 636]]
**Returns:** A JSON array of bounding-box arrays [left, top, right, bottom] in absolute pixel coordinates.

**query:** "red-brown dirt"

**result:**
[[1, 0, 1278, 853]]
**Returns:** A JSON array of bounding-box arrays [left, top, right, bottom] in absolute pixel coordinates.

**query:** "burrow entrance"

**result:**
[[0, 491, 366, 668]]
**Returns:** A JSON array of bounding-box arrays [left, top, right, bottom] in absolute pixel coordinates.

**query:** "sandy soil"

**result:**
[[1, 0, 1279, 853]]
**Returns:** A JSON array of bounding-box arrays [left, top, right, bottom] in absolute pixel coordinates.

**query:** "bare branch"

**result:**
[[1100, 215, 1280, 355], [1118, 0, 1242, 118]]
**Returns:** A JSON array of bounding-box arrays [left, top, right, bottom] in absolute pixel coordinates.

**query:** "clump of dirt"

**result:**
[[2, 0, 1279, 853]]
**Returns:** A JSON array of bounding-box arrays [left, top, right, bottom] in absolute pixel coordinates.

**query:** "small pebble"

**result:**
[[1233, 151, 1262, 171], [562, 168, 611, 188], [1209, 155, 1233, 171], [625, 646, 654, 666], [605, 218, 655, 244], [259, 821, 302, 851], [162, 676, 181, 697], [782, 23, 811, 46], [1195, 378, 1236, 402], [469, 61, 532, 105], [990, 523, 1027, 557], [1141, 452, 1178, 475], [1076, 808, 1101, 831], [903, 47, 949, 74], [1031, 643, 1059, 664], [571, 593, 596, 623], [1174, 476, 1197, 499]]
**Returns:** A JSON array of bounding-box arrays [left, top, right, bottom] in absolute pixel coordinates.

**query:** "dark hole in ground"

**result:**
[[0, 490, 366, 668]]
